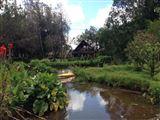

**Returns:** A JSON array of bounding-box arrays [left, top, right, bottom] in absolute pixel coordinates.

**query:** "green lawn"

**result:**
[[73, 64, 160, 104]]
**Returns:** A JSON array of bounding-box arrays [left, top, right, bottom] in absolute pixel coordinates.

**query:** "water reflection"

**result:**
[[68, 91, 86, 111], [96, 92, 108, 106], [67, 86, 111, 120], [46, 83, 160, 120]]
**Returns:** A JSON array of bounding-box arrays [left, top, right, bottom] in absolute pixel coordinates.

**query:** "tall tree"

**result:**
[[98, 0, 160, 62], [0, 0, 70, 59]]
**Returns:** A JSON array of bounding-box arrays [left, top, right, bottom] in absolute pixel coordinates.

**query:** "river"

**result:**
[[45, 83, 160, 120]]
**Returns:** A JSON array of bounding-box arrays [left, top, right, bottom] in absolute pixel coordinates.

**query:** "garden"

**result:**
[[1, 55, 160, 119], [1, 0, 160, 119]]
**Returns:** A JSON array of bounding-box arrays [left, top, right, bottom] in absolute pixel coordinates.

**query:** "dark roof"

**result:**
[[73, 40, 92, 52], [72, 40, 96, 57]]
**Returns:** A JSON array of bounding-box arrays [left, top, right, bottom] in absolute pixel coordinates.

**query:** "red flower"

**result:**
[[1, 44, 6, 50], [0, 44, 7, 57], [9, 43, 14, 49]]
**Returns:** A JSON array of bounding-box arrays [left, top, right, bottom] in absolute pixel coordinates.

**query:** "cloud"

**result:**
[[44, 0, 85, 42], [17, 0, 85, 48], [90, 5, 112, 28], [68, 91, 86, 111], [18, 0, 85, 24], [67, 5, 85, 23], [43, 0, 85, 24]]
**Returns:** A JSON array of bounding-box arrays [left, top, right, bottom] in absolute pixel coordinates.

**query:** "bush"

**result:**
[[29, 59, 56, 75], [148, 82, 160, 104], [10, 65, 68, 116], [28, 57, 111, 70], [1, 62, 68, 117], [96, 55, 112, 64], [50, 59, 101, 68], [126, 31, 160, 77]]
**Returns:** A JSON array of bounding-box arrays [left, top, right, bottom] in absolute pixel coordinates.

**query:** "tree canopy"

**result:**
[[0, 0, 70, 60], [96, 0, 160, 62]]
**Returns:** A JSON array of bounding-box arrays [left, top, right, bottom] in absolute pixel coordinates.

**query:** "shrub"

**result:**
[[148, 82, 160, 104], [29, 59, 56, 75], [9, 66, 68, 116], [126, 31, 160, 77], [96, 55, 112, 64], [28, 56, 111, 69], [30, 73, 68, 116], [0, 62, 68, 117]]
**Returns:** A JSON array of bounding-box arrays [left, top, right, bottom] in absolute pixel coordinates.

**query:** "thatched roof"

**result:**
[[72, 40, 95, 57]]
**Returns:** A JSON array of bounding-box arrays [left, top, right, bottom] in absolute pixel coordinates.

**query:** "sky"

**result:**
[[62, 0, 113, 37], [18, 0, 113, 48], [55, 0, 113, 47]]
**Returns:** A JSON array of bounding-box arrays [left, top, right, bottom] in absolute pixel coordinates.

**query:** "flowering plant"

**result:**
[[0, 34, 14, 58]]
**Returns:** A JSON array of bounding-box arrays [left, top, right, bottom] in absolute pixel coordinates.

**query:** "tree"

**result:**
[[97, 0, 160, 62], [0, 0, 6, 9], [76, 26, 99, 50], [0, 0, 70, 59], [111, 0, 159, 23], [148, 20, 160, 41], [126, 31, 160, 77], [23, 0, 70, 59]]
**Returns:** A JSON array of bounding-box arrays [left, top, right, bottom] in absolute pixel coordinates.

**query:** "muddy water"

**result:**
[[46, 83, 160, 120]]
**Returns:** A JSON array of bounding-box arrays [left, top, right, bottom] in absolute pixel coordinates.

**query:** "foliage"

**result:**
[[0, 0, 70, 59], [148, 20, 160, 41], [96, 0, 159, 62], [96, 55, 112, 65], [28, 57, 111, 69], [51, 56, 112, 68], [126, 31, 160, 77], [97, 20, 149, 62], [112, 0, 159, 22], [75, 26, 99, 50], [73, 64, 160, 104], [74, 65, 150, 91], [29, 59, 57, 75], [28, 73, 68, 116], [0, 62, 13, 119], [0, 62, 68, 117], [148, 82, 160, 104], [50, 59, 101, 68]]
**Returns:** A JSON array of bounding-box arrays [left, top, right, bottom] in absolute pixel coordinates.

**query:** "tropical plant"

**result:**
[[0, 61, 68, 117], [9, 64, 68, 116], [30, 73, 68, 116]]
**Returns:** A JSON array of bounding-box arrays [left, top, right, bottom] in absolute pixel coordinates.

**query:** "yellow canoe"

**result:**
[[58, 72, 75, 78]]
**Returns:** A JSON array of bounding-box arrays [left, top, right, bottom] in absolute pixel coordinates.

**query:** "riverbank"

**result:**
[[46, 83, 160, 120], [73, 64, 160, 104]]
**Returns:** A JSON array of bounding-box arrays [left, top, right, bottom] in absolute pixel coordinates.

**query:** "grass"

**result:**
[[73, 64, 160, 104]]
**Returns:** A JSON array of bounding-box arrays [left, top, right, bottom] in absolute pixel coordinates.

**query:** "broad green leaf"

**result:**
[[33, 100, 48, 116]]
